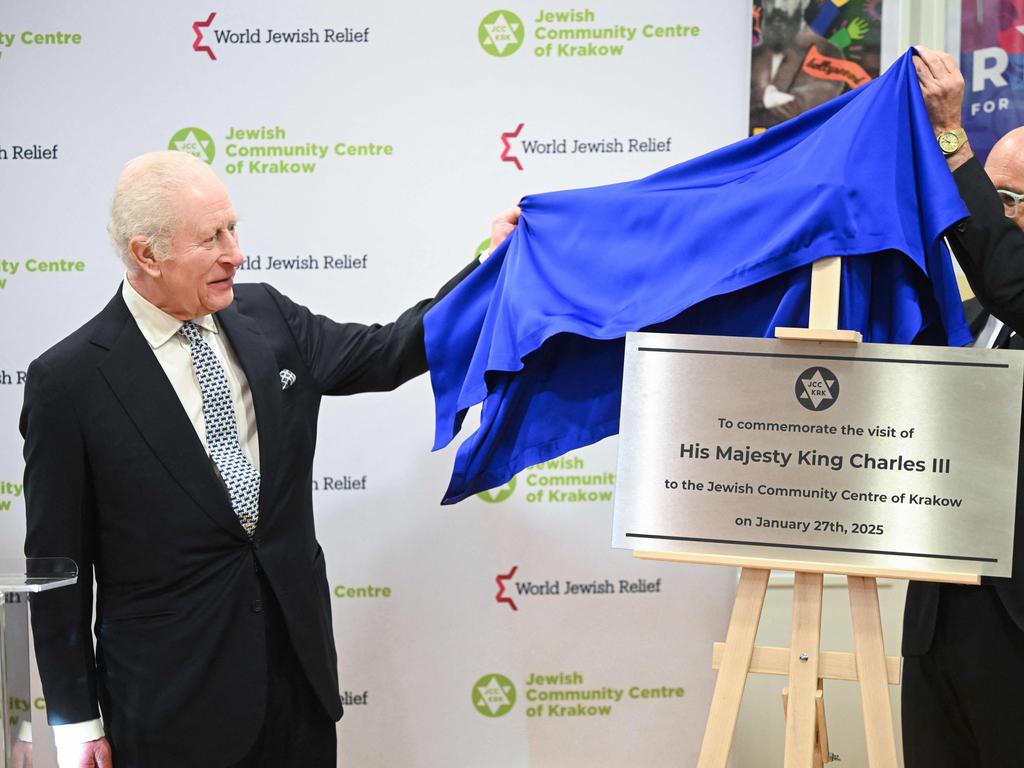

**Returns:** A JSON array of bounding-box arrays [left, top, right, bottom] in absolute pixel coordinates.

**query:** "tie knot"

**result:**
[[179, 321, 203, 345]]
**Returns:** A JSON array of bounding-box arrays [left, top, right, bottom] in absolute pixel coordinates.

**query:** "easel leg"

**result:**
[[697, 568, 770, 768], [781, 685, 830, 766], [784, 572, 823, 767], [814, 686, 829, 766], [848, 576, 899, 768]]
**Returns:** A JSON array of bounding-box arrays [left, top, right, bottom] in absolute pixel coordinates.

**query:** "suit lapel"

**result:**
[[95, 291, 243, 538], [216, 301, 283, 529]]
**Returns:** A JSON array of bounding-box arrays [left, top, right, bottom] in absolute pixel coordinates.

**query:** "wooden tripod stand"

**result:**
[[634, 258, 980, 767], [635, 553, 977, 767]]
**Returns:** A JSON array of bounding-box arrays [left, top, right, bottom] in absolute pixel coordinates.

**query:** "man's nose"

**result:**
[[221, 232, 243, 266]]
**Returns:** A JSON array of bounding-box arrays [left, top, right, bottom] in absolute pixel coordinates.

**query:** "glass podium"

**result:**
[[0, 558, 77, 768]]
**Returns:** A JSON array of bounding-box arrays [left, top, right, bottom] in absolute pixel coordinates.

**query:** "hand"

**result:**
[[847, 17, 869, 41], [829, 17, 869, 49], [488, 206, 521, 254], [57, 737, 112, 768], [913, 45, 965, 133]]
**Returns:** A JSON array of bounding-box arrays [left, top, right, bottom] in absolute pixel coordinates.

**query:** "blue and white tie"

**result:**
[[179, 321, 260, 536]]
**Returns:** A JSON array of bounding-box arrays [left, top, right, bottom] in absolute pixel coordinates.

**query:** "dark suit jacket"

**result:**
[[21, 265, 474, 765], [903, 157, 1024, 655]]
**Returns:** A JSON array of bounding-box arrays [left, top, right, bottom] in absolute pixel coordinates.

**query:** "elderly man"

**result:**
[[21, 150, 518, 767], [906, 47, 1024, 766]]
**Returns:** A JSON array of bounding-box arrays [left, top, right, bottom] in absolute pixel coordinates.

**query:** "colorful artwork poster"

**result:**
[[961, 0, 1024, 163], [750, 0, 883, 134]]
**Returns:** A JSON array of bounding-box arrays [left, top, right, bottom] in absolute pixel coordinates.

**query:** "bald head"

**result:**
[[108, 150, 223, 273], [985, 127, 1024, 230]]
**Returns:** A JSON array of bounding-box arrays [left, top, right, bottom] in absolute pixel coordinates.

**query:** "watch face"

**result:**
[[939, 132, 960, 153]]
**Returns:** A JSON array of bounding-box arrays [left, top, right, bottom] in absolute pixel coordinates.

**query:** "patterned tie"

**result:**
[[179, 321, 260, 536]]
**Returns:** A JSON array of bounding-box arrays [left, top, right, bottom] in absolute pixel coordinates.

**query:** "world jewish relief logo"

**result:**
[[472, 673, 517, 717], [495, 565, 518, 611], [479, 10, 525, 57], [192, 12, 217, 60], [501, 123, 524, 170], [169, 127, 215, 164], [795, 366, 839, 411]]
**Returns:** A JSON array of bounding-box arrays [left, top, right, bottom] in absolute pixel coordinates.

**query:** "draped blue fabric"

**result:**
[[425, 49, 971, 504]]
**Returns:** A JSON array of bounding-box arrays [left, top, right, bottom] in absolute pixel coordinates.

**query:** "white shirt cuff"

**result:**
[[52, 718, 105, 748], [14, 719, 32, 743]]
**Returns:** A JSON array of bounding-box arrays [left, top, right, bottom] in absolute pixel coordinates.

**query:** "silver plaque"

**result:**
[[612, 332, 1023, 578]]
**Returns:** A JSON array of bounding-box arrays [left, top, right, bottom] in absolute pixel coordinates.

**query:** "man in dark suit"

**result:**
[[904, 47, 1024, 766], [21, 150, 518, 767]]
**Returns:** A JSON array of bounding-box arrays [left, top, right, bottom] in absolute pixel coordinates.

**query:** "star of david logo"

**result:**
[[168, 126, 216, 164], [479, 10, 525, 57], [795, 366, 839, 411], [477, 477, 516, 503], [472, 673, 517, 717]]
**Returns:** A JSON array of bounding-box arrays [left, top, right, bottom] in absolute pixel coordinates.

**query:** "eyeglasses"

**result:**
[[997, 189, 1024, 218]]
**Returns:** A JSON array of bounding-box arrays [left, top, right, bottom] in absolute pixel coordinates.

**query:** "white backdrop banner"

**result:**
[[0, 2, 751, 765]]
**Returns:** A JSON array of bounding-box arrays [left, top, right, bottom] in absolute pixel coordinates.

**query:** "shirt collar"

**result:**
[[121, 276, 219, 349]]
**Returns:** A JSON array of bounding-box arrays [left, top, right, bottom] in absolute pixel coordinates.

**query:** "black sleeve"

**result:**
[[20, 359, 100, 726], [948, 156, 1024, 336], [263, 259, 479, 397]]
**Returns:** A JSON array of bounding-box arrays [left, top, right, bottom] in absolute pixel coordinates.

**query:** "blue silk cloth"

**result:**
[[425, 49, 971, 504]]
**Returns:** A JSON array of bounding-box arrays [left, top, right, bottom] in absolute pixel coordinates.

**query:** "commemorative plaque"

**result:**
[[612, 332, 1024, 578]]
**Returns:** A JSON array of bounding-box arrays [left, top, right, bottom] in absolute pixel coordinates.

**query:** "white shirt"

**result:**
[[53, 277, 262, 751], [121, 277, 261, 469]]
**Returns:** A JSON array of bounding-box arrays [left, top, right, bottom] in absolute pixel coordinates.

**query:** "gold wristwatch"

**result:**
[[937, 128, 967, 156]]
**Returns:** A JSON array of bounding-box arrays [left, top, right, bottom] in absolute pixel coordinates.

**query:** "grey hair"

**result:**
[[107, 150, 213, 274]]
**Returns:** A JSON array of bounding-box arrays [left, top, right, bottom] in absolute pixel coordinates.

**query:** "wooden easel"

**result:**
[[635, 257, 981, 767]]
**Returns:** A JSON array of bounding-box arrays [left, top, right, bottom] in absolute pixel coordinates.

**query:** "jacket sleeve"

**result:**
[[263, 259, 479, 396], [948, 156, 1024, 336], [20, 358, 100, 726]]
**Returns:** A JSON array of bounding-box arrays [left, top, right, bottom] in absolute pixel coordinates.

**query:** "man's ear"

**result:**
[[128, 236, 161, 278]]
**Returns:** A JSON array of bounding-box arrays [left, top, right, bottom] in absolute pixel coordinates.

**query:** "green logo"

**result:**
[[477, 477, 516, 503], [169, 127, 215, 164], [473, 673, 516, 717], [479, 10, 525, 57], [474, 237, 492, 260]]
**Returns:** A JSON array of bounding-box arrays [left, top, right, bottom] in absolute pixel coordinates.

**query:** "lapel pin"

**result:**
[[279, 369, 296, 390]]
